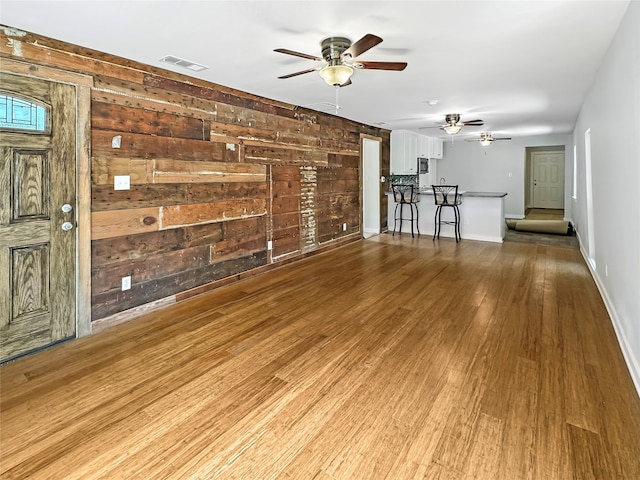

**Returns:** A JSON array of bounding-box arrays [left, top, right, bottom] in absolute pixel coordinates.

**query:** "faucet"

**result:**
[[440, 177, 446, 185]]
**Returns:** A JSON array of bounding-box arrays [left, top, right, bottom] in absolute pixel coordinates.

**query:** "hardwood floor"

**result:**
[[1, 234, 639, 479]]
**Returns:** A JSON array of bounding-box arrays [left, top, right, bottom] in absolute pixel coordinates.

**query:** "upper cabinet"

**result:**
[[430, 137, 444, 159], [390, 130, 443, 174]]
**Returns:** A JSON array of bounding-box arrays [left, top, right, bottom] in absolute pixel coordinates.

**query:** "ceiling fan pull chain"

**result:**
[[335, 85, 340, 115]]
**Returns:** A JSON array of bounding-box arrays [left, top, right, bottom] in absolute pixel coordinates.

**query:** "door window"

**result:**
[[0, 93, 50, 133]]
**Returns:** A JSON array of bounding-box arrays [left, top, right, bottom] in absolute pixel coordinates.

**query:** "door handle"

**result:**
[[61, 222, 74, 232], [61, 203, 73, 213]]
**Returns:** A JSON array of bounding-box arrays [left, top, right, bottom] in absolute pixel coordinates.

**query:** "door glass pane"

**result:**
[[0, 94, 50, 133]]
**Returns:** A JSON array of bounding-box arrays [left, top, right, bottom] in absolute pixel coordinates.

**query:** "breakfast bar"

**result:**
[[387, 189, 507, 243]]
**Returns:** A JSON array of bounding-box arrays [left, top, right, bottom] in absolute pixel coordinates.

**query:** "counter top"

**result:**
[[386, 189, 507, 198], [459, 191, 508, 198]]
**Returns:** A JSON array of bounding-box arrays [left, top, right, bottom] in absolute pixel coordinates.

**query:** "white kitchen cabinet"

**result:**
[[391, 130, 441, 174], [430, 137, 444, 159], [391, 130, 416, 174], [417, 135, 430, 158], [404, 133, 417, 173]]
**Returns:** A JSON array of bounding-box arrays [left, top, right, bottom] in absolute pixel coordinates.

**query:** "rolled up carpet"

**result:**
[[512, 219, 572, 235]]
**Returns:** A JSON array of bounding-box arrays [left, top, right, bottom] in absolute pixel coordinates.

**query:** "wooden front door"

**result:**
[[0, 72, 77, 362]]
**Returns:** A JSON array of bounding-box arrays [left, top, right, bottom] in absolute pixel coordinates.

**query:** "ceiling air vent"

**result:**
[[159, 55, 208, 72]]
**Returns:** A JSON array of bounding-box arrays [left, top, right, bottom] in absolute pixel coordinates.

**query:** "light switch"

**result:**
[[114, 175, 130, 190]]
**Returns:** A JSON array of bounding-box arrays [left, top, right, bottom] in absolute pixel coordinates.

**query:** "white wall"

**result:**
[[438, 134, 572, 218], [572, 1, 640, 395]]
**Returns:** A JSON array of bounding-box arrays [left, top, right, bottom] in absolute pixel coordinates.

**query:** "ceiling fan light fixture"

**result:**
[[480, 138, 493, 146], [319, 64, 353, 86], [444, 124, 462, 135]]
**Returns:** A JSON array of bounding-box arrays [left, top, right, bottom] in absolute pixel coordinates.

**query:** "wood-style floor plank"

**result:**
[[1, 234, 639, 479]]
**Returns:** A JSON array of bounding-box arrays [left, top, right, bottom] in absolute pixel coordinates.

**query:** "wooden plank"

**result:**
[[92, 184, 189, 212], [92, 76, 302, 137], [91, 207, 160, 240], [273, 202, 301, 218], [91, 251, 267, 319], [185, 182, 268, 202], [91, 182, 269, 212], [91, 223, 225, 267], [328, 153, 360, 168], [143, 75, 297, 119], [272, 212, 300, 232], [92, 157, 152, 185], [92, 245, 212, 294], [92, 76, 221, 119], [317, 166, 359, 181], [153, 159, 266, 184], [0, 36, 144, 84], [210, 122, 278, 144], [92, 102, 210, 141], [160, 199, 267, 229], [91, 130, 237, 162], [244, 145, 328, 166]]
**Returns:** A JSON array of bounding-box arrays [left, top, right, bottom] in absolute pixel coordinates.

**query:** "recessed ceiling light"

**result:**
[[159, 55, 208, 72], [425, 100, 439, 106]]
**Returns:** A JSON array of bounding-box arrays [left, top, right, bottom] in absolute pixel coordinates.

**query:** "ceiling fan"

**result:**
[[274, 34, 408, 87], [466, 132, 512, 146], [421, 113, 484, 135]]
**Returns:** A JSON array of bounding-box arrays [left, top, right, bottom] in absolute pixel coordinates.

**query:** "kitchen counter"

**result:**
[[386, 189, 507, 242], [405, 190, 507, 198]]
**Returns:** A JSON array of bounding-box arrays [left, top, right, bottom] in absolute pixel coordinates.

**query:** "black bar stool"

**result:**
[[392, 184, 420, 237], [432, 185, 462, 242]]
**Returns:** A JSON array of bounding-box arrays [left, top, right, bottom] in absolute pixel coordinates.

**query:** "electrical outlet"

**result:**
[[121, 275, 131, 291], [343, 223, 347, 231], [114, 175, 130, 190], [605, 264, 608, 277], [267, 240, 273, 250]]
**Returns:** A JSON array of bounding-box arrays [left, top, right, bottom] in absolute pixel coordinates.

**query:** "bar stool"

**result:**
[[392, 184, 420, 237], [432, 185, 462, 242]]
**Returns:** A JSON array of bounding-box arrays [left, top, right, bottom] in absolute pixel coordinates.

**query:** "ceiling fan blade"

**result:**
[[343, 34, 383, 58], [418, 125, 444, 130], [494, 137, 512, 140], [277, 67, 319, 79], [461, 119, 484, 126], [465, 138, 482, 142], [352, 61, 408, 71], [274, 48, 323, 62]]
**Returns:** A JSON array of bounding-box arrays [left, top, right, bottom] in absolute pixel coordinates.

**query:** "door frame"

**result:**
[[524, 145, 565, 211], [360, 134, 382, 238], [1, 57, 93, 338], [531, 151, 565, 209]]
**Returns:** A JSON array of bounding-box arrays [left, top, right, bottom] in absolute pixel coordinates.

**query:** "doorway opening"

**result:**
[[362, 136, 381, 238]]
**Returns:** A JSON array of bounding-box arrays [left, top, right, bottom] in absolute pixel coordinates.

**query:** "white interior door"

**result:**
[[532, 152, 564, 209], [362, 137, 381, 237]]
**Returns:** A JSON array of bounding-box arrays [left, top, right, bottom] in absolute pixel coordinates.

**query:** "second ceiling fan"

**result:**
[[275, 34, 407, 87], [466, 132, 512, 146], [424, 113, 485, 135]]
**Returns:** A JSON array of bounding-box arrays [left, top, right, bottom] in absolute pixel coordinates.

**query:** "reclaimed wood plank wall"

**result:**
[[0, 26, 391, 323]]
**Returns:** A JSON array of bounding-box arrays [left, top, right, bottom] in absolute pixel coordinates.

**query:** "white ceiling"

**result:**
[[0, 1, 630, 139]]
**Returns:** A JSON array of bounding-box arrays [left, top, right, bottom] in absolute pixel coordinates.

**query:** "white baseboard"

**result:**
[[577, 238, 640, 399], [505, 213, 525, 220], [363, 228, 380, 239], [462, 233, 504, 243]]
